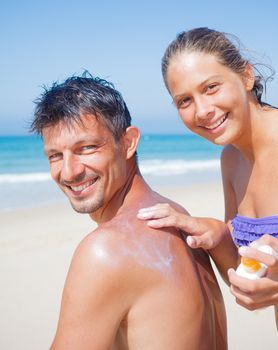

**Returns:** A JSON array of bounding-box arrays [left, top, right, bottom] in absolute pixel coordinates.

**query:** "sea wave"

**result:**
[[0, 172, 52, 183], [0, 159, 220, 183], [139, 159, 220, 175]]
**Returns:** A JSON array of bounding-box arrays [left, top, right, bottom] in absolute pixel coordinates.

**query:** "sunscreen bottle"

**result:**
[[236, 244, 277, 280]]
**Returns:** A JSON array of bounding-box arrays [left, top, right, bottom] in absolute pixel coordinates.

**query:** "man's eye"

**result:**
[[48, 153, 62, 161], [81, 145, 97, 152]]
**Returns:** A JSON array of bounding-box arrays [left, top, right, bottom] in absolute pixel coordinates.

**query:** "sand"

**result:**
[[0, 181, 277, 349]]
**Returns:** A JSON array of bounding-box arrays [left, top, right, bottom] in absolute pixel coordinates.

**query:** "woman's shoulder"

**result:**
[[221, 144, 240, 167], [221, 144, 239, 158]]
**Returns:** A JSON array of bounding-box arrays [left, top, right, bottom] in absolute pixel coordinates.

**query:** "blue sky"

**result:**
[[1, 0, 278, 135]]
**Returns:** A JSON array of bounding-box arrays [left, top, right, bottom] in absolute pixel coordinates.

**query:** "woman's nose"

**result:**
[[195, 97, 215, 121]]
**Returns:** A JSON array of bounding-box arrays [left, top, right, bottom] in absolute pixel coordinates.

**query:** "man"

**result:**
[[32, 74, 227, 349]]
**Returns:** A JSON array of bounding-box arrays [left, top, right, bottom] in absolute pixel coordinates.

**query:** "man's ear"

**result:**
[[243, 63, 255, 91], [121, 126, 140, 160]]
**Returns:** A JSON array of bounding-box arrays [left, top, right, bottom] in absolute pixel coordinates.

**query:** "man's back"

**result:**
[[52, 187, 227, 350]]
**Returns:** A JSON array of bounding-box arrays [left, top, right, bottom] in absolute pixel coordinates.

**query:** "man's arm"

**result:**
[[50, 233, 130, 350]]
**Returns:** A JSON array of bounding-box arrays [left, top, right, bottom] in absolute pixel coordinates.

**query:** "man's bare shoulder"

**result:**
[[82, 213, 184, 273], [88, 208, 204, 283], [60, 207, 224, 350], [68, 227, 132, 292]]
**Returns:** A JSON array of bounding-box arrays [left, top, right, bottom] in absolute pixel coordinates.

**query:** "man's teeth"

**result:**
[[70, 180, 95, 192], [205, 115, 227, 130]]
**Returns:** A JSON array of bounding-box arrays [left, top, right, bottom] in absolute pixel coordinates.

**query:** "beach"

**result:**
[[0, 134, 277, 348], [0, 180, 277, 350]]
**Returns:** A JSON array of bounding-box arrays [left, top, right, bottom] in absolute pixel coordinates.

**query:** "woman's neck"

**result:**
[[232, 102, 275, 161]]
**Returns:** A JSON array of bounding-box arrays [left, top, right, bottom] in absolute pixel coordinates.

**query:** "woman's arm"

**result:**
[[228, 234, 278, 330]]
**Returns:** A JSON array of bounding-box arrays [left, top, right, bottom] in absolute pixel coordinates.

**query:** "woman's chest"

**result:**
[[233, 159, 278, 217]]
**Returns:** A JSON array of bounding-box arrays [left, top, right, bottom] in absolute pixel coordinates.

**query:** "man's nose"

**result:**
[[61, 154, 85, 183], [195, 97, 214, 120]]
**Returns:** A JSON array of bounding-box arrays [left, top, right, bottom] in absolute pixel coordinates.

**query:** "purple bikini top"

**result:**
[[231, 214, 278, 247]]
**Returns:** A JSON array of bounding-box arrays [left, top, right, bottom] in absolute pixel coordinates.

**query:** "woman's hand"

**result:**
[[138, 203, 238, 283], [228, 234, 278, 328], [137, 203, 228, 250]]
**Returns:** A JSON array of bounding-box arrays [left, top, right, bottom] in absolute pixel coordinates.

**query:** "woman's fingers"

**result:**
[[137, 203, 171, 220], [228, 268, 278, 309], [146, 217, 177, 228], [138, 204, 229, 250], [251, 234, 278, 251], [138, 203, 196, 231], [239, 245, 278, 269], [186, 231, 215, 249]]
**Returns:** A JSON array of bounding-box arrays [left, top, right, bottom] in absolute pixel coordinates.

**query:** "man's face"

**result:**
[[43, 115, 127, 214]]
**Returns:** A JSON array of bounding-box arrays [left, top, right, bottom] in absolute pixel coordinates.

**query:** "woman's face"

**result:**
[[166, 51, 253, 146]]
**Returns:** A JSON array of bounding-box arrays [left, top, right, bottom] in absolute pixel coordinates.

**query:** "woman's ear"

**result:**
[[243, 63, 255, 91], [121, 126, 141, 159]]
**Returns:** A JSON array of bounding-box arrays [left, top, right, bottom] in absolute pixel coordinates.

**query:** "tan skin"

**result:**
[[43, 115, 227, 350], [137, 51, 278, 326]]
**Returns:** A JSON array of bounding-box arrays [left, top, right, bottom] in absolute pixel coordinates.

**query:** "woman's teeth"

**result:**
[[205, 114, 227, 130]]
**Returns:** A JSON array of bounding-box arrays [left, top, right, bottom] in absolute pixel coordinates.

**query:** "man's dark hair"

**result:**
[[31, 72, 132, 140]]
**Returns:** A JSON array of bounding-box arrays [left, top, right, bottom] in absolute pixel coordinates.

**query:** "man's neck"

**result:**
[[90, 163, 144, 225]]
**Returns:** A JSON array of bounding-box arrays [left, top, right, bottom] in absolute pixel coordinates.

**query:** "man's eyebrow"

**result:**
[[44, 147, 59, 155], [44, 137, 105, 154], [73, 137, 107, 147], [74, 137, 102, 144]]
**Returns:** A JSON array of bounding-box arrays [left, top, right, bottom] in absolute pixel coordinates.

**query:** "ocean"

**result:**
[[0, 134, 222, 211]]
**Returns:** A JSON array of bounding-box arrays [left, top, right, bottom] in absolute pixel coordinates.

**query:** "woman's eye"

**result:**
[[177, 97, 190, 108], [206, 84, 218, 93]]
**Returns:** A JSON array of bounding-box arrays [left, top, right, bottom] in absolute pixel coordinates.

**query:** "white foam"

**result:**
[[139, 158, 220, 176], [0, 158, 220, 183], [0, 172, 51, 183]]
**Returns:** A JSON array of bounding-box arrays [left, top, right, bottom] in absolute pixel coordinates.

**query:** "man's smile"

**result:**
[[64, 177, 99, 196]]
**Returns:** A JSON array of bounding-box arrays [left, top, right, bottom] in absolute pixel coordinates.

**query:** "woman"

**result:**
[[137, 27, 278, 326]]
